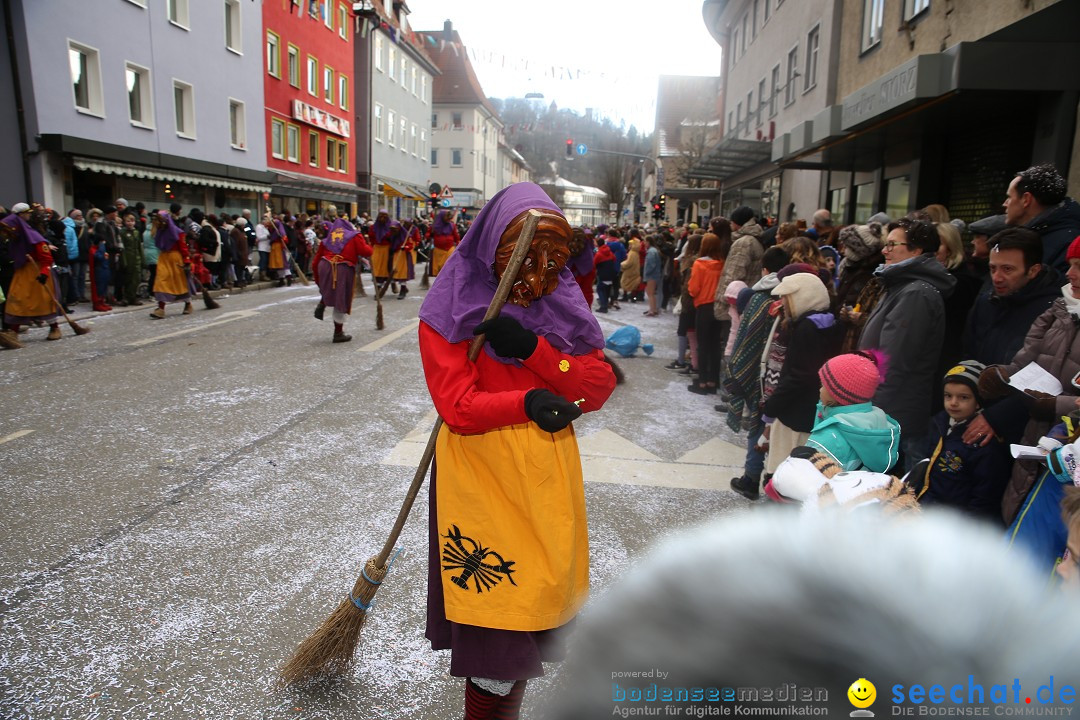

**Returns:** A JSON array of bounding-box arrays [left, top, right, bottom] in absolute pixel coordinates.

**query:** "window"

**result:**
[[374, 103, 383, 142], [784, 46, 798, 106], [308, 131, 319, 166], [400, 57, 406, 88], [421, 129, 427, 161], [323, 66, 333, 103], [286, 124, 300, 163], [322, 0, 333, 29], [411, 66, 417, 95], [266, 32, 280, 78], [167, 0, 189, 27], [387, 109, 396, 147], [338, 4, 348, 39], [229, 99, 245, 148], [287, 45, 300, 87], [125, 62, 152, 127], [736, 101, 742, 130], [451, 148, 462, 167], [769, 64, 780, 117], [904, 0, 930, 21], [336, 141, 347, 172], [410, 123, 418, 155], [452, 111, 463, 130], [746, 91, 753, 131], [270, 117, 285, 158], [751, 2, 758, 40], [727, 111, 733, 135], [388, 47, 396, 82], [375, 33, 383, 71], [224, 0, 241, 53], [764, 0, 771, 23], [757, 78, 766, 126], [338, 75, 348, 110], [326, 137, 336, 170], [399, 116, 407, 152], [431, 112, 437, 129], [173, 80, 195, 138], [307, 56, 318, 95], [731, 29, 739, 65], [805, 26, 820, 91], [421, 74, 427, 103], [741, 13, 748, 53], [431, 148, 438, 166], [862, 0, 884, 51]]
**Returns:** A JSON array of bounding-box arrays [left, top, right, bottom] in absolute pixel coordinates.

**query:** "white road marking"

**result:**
[[0, 429, 35, 445], [356, 317, 420, 353], [127, 309, 260, 347]]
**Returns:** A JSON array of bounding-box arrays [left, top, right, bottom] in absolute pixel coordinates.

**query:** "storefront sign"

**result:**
[[292, 100, 350, 138], [840, 54, 951, 131]]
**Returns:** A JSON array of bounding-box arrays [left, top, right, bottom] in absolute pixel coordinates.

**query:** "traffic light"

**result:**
[[430, 191, 438, 208], [652, 203, 662, 220], [164, 182, 174, 199], [566, 138, 573, 158]]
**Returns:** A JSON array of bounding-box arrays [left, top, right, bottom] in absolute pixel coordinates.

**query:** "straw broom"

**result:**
[[25, 255, 90, 336], [279, 209, 543, 687]]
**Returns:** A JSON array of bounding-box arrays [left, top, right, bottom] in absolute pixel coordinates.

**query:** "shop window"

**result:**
[[885, 176, 911, 220], [862, 0, 884, 52], [903, 0, 929, 21], [126, 62, 153, 127], [70, 42, 104, 116], [829, 187, 848, 220], [173, 79, 195, 138], [854, 182, 875, 223]]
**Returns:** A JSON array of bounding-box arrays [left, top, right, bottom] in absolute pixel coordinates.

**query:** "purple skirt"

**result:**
[[426, 457, 572, 680], [316, 258, 355, 313]]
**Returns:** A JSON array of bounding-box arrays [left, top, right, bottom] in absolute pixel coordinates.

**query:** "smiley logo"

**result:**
[[848, 678, 876, 709]]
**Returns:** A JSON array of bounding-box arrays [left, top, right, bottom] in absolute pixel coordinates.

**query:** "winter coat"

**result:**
[[722, 273, 781, 432], [141, 229, 159, 265], [687, 257, 725, 308], [643, 246, 663, 282], [715, 221, 764, 320], [917, 411, 1012, 522], [806, 401, 901, 473], [606, 238, 627, 264], [594, 244, 617, 283], [62, 217, 80, 262], [858, 254, 956, 438], [620, 244, 642, 294], [761, 313, 842, 432], [962, 267, 1061, 367], [1026, 196, 1080, 275], [836, 255, 883, 308], [998, 294, 1080, 524]]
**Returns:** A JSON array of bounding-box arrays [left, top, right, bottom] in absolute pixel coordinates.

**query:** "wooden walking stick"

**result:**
[[25, 255, 89, 336], [279, 209, 543, 687]]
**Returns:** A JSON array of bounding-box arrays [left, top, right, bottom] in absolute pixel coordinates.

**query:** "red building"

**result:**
[[263, 0, 358, 215]]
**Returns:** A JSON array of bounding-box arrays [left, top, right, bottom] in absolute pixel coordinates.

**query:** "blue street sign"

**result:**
[[576, 143, 588, 156], [440, 198, 452, 208]]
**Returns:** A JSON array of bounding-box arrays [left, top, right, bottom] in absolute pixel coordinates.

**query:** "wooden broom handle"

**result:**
[[374, 209, 543, 567]]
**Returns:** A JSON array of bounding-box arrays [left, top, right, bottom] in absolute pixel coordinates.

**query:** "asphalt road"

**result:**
[[0, 275, 751, 719]]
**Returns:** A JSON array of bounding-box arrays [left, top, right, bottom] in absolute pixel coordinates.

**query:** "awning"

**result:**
[[687, 137, 773, 182], [73, 157, 272, 193], [381, 181, 410, 199], [273, 169, 365, 203], [405, 184, 429, 202]]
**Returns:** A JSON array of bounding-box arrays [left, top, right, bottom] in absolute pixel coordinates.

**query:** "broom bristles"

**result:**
[[376, 303, 384, 330], [71, 322, 90, 336], [279, 558, 387, 687], [202, 289, 221, 310]]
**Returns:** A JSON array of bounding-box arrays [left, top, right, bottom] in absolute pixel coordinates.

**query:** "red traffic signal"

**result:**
[[566, 138, 573, 157]]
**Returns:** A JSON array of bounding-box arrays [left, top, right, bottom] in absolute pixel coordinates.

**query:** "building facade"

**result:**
[[1, 0, 272, 215], [263, 0, 357, 216], [537, 178, 608, 227], [699, 0, 843, 222], [773, 0, 1079, 223], [420, 22, 504, 217]]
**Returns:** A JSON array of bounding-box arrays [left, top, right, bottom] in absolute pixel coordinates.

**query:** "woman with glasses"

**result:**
[[857, 218, 957, 474]]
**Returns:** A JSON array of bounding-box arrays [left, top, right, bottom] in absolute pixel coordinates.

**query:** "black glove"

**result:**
[[474, 316, 538, 360], [524, 389, 581, 433], [36, 273, 48, 285]]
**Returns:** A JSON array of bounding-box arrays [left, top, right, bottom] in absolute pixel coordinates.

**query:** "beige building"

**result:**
[[699, 0, 844, 222], [774, 0, 1080, 223]]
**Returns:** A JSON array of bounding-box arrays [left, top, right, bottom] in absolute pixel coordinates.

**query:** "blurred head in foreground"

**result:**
[[544, 510, 1079, 717]]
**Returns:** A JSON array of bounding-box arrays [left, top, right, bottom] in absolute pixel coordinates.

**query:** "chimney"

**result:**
[[443, 20, 453, 40]]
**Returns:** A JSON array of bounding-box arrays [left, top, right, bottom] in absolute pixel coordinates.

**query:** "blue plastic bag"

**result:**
[[605, 325, 654, 358]]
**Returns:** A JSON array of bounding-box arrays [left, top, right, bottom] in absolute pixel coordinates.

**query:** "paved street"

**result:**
[[0, 278, 752, 719]]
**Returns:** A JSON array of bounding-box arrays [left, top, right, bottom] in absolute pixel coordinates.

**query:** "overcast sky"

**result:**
[[405, 0, 724, 134]]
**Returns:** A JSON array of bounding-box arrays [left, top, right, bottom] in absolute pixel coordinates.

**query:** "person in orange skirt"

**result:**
[[264, 213, 290, 286], [148, 210, 193, 319], [428, 208, 459, 277], [418, 183, 617, 720], [1, 203, 63, 341], [392, 217, 420, 299], [368, 208, 396, 291]]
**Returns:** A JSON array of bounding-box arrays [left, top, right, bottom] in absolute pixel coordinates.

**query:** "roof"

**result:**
[[366, 0, 440, 75], [416, 27, 499, 117]]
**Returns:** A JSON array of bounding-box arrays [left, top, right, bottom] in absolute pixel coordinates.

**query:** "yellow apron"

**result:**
[[431, 246, 454, 276], [371, 244, 391, 277], [153, 248, 190, 297], [435, 421, 589, 632], [268, 241, 286, 270], [392, 249, 415, 280], [6, 263, 55, 319]]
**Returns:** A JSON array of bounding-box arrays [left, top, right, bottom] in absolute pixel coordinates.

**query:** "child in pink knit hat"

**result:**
[[805, 350, 901, 472]]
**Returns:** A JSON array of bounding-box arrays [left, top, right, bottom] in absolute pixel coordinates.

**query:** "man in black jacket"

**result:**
[[1003, 164, 1080, 275], [963, 227, 1059, 367]]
